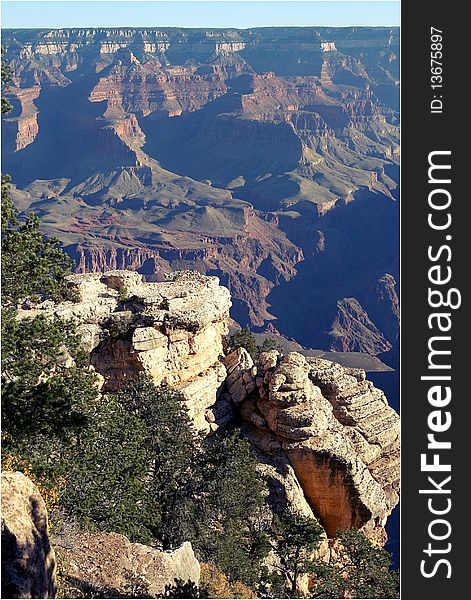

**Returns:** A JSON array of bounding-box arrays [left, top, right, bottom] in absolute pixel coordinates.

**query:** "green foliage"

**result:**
[[1, 193, 75, 307], [1, 174, 17, 228], [198, 431, 271, 586], [1, 310, 98, 461], [116, 376, 202, 548], [227, 326, 282, 360], [228, 325, 258, 359], [270, 510, 324, 596], [60, 394, 149, 541], [2, 313, 83, 392], [310, 529, 399, 599], [116, 377, 271, 587], [118, 286, 130, 301], [1, 46, 13, 115], [258, 337, 284, 355], [158, 579, 203, 599]]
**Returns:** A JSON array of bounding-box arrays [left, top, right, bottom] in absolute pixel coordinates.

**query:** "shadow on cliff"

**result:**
[[266, 189, 399, 350], [2, 68, 133, 189], [140, 90, 301, 191]]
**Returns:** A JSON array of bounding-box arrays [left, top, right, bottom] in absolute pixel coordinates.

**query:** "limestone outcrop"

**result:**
[[226, 349, 400, 543], [308, 358, 400, 512], [1, 471, 57, 599], [18, 270, 231, 433], [61, 533, 200, 597]]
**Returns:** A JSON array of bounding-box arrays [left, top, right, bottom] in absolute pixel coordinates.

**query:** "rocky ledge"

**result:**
[[18, 270, 399, 547], [61, 533, 200, 598], [18, 270, 232, 433]]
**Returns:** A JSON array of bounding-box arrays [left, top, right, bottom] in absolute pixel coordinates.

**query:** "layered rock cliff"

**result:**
[[18, 270, 232, 433], [2, 26, 399, 358], [225, 349, 399, 544], [18, 271, 399, 550]]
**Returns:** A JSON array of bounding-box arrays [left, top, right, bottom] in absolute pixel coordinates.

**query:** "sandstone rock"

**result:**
[[241, 423, 330, 584], [178, 362, 227, 431], [241, 352, 400, 543], [61, 532, 199, 597], [12, 268, 399, 553], [223, 347, 256, 406], [16, 270, 231, 434], [308, 357, 400, 510], [1, 471, 57, 599], [258, 350, 280, 371]]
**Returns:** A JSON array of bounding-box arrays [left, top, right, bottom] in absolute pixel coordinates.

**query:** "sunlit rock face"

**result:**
[[16, 270, 399, 548], [226, 349, 400, 543], [1, 471, 57, 599], [17, 270, 232, 434]]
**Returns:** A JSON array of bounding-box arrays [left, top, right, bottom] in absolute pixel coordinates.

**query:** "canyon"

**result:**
[[2, 26, 400, 361]]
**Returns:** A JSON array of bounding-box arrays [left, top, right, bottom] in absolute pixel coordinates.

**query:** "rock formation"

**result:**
[[61, 533, 200, 597], [16, 270, 399, 550], [226, 348, 399, 544], [18, 270, 231, 433], [1, 471, 57, 599]]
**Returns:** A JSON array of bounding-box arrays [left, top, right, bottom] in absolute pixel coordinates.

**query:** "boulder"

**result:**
[[223, 347, 257, 406], [1, 471, 57, 599], [61, 532, 200, 597], [17, 270, 232, 434], [308, 357, 400, 511]]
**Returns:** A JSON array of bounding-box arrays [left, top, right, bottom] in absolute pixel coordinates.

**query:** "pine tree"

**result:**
[[271, 510, 324, 596], [116, 376, 203, 549], [228, 325, 258, 359], [1, 46, 13, 115], [310, 529, 399, 599], [198, 431, 271, 586], [1, 52, 148, 543]]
